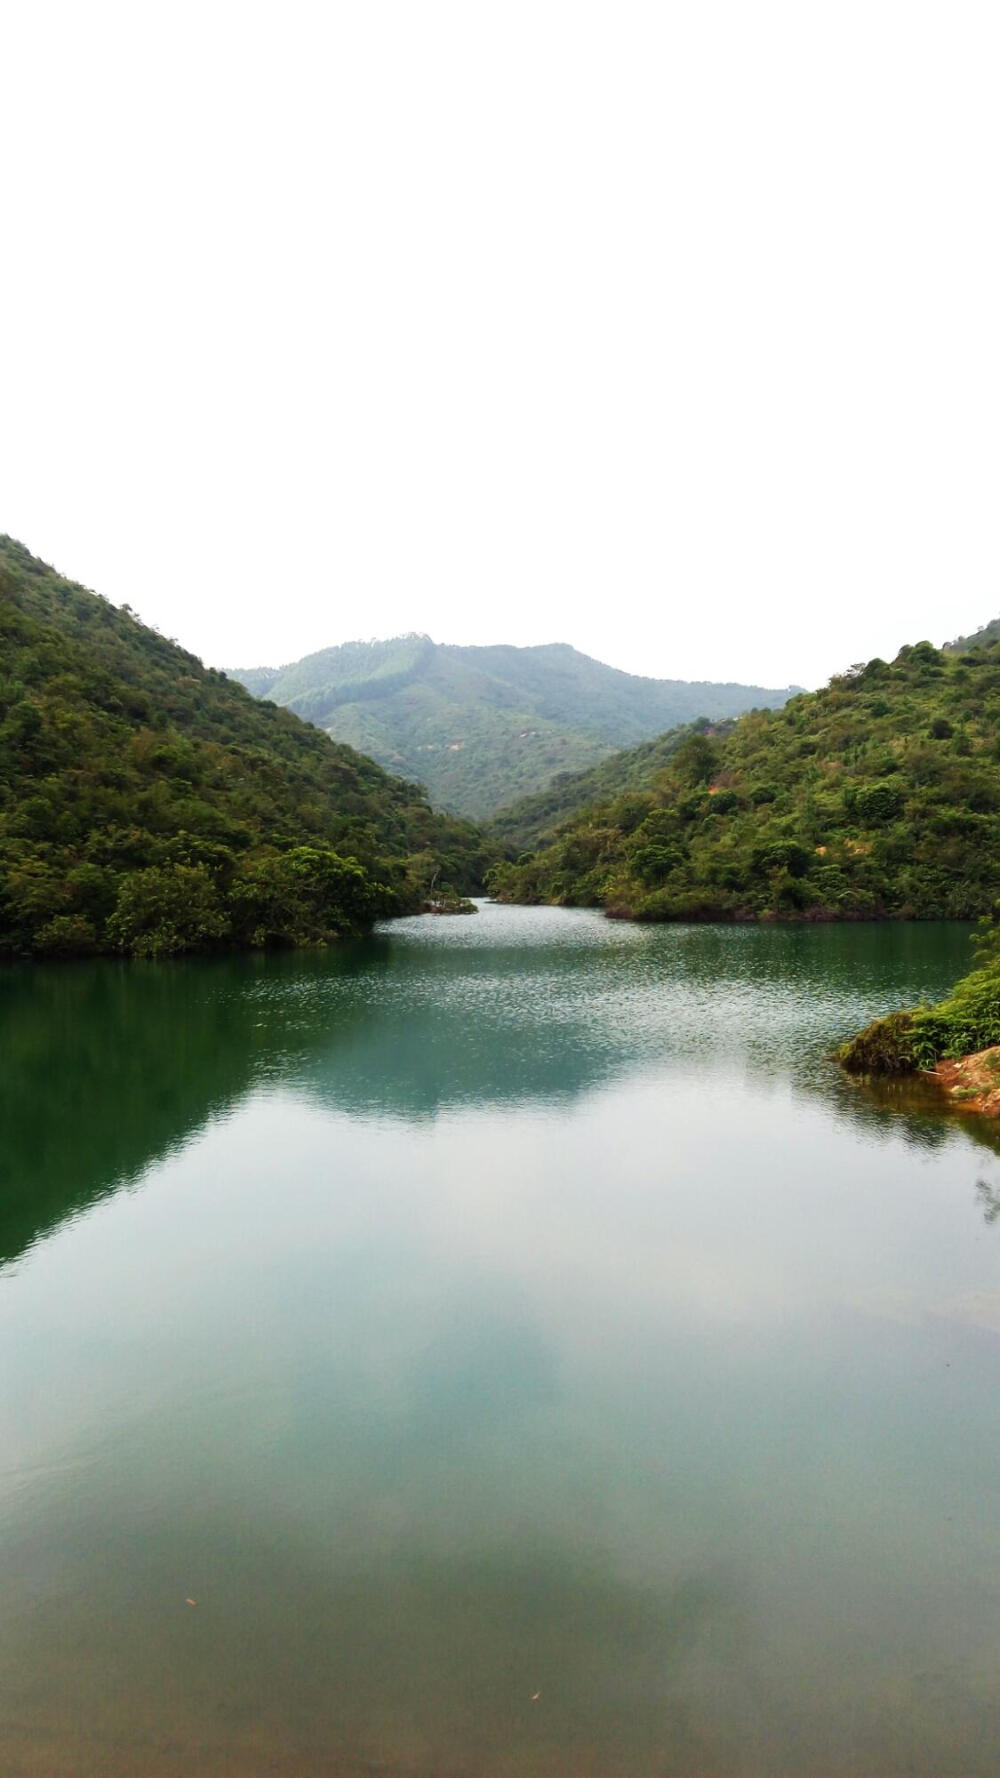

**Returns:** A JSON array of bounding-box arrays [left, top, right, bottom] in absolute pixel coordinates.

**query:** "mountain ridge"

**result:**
[[228, 635, 801, 818]]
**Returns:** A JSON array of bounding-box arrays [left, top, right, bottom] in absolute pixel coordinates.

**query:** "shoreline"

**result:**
[[933, 1048, 1000, 1118]]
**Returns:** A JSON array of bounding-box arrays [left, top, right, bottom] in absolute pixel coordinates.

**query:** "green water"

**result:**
[[3, 906, 1000, 1777]]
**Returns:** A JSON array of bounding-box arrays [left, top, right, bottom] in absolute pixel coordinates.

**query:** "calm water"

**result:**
[[3, 906, 1000, 1777]]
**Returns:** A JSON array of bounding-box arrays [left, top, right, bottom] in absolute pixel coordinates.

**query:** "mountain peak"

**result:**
[[230, 637, 799, 819]]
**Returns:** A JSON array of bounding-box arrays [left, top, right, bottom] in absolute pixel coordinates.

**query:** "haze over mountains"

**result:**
[[229, 637, 802, 819]]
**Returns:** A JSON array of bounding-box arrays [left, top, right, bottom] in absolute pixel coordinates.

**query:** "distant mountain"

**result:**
[[228, 636, 801, 818], [0, 542, 488, 960]]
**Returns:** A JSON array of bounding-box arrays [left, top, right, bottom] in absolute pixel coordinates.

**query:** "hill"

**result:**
[[945, 614, 1000, 653], [488, 638, 1000, 922], [228, 636, 800, 819], [490, 720, 728, 852], [0, 540, 488, 960]]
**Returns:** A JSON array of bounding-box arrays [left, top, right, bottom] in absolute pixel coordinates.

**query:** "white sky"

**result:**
[[3, 3, 998, 690]]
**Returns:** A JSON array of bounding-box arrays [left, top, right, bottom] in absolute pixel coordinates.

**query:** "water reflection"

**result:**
[[5, 907, 1000, 1777], [0, 923, 661, 1264], [975, 1177, 1000, 1224], [0, 908, 987, 1267]]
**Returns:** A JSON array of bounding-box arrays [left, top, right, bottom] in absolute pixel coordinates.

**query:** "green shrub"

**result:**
[[635, 887, 738, 922], [751, 839, 811, 878], [839, 1012, 919, 1075], [853, 782, 905, 823], [32, 914, 98, 957], [842, 960, 1000, 1075], [909, 961, 1000, 1067], [229, 846, 389, 947], [706, 789, 741, 814], [108, 864, 229, 957], [629, 842, 684, 886]]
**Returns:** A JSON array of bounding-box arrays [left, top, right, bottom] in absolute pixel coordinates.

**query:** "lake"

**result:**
[[2, 905, 1000, 1777]]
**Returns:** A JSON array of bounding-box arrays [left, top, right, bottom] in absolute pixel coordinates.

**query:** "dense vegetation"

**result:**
[[490, 721, 727, 851], [230, 636, 799, 818], [489, 637, 1000, 923], [0, 540, 489, 960], [841, 915, 1000, 1075]]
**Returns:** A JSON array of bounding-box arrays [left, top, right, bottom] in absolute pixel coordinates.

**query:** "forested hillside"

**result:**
[[946, 614, 1000, 653], [489, 639, 1000, 923], [490, 721, 725, 851], [0, 540, 488, 959], [230, 636, 799, 818]]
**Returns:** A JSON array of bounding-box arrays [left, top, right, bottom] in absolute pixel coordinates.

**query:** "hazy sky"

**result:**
[[4, 3, 998, 689]]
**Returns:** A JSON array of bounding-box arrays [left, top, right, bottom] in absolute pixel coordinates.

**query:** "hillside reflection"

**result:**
[[0, 934, 646, 1264], [2, 910, 994, 1267]]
